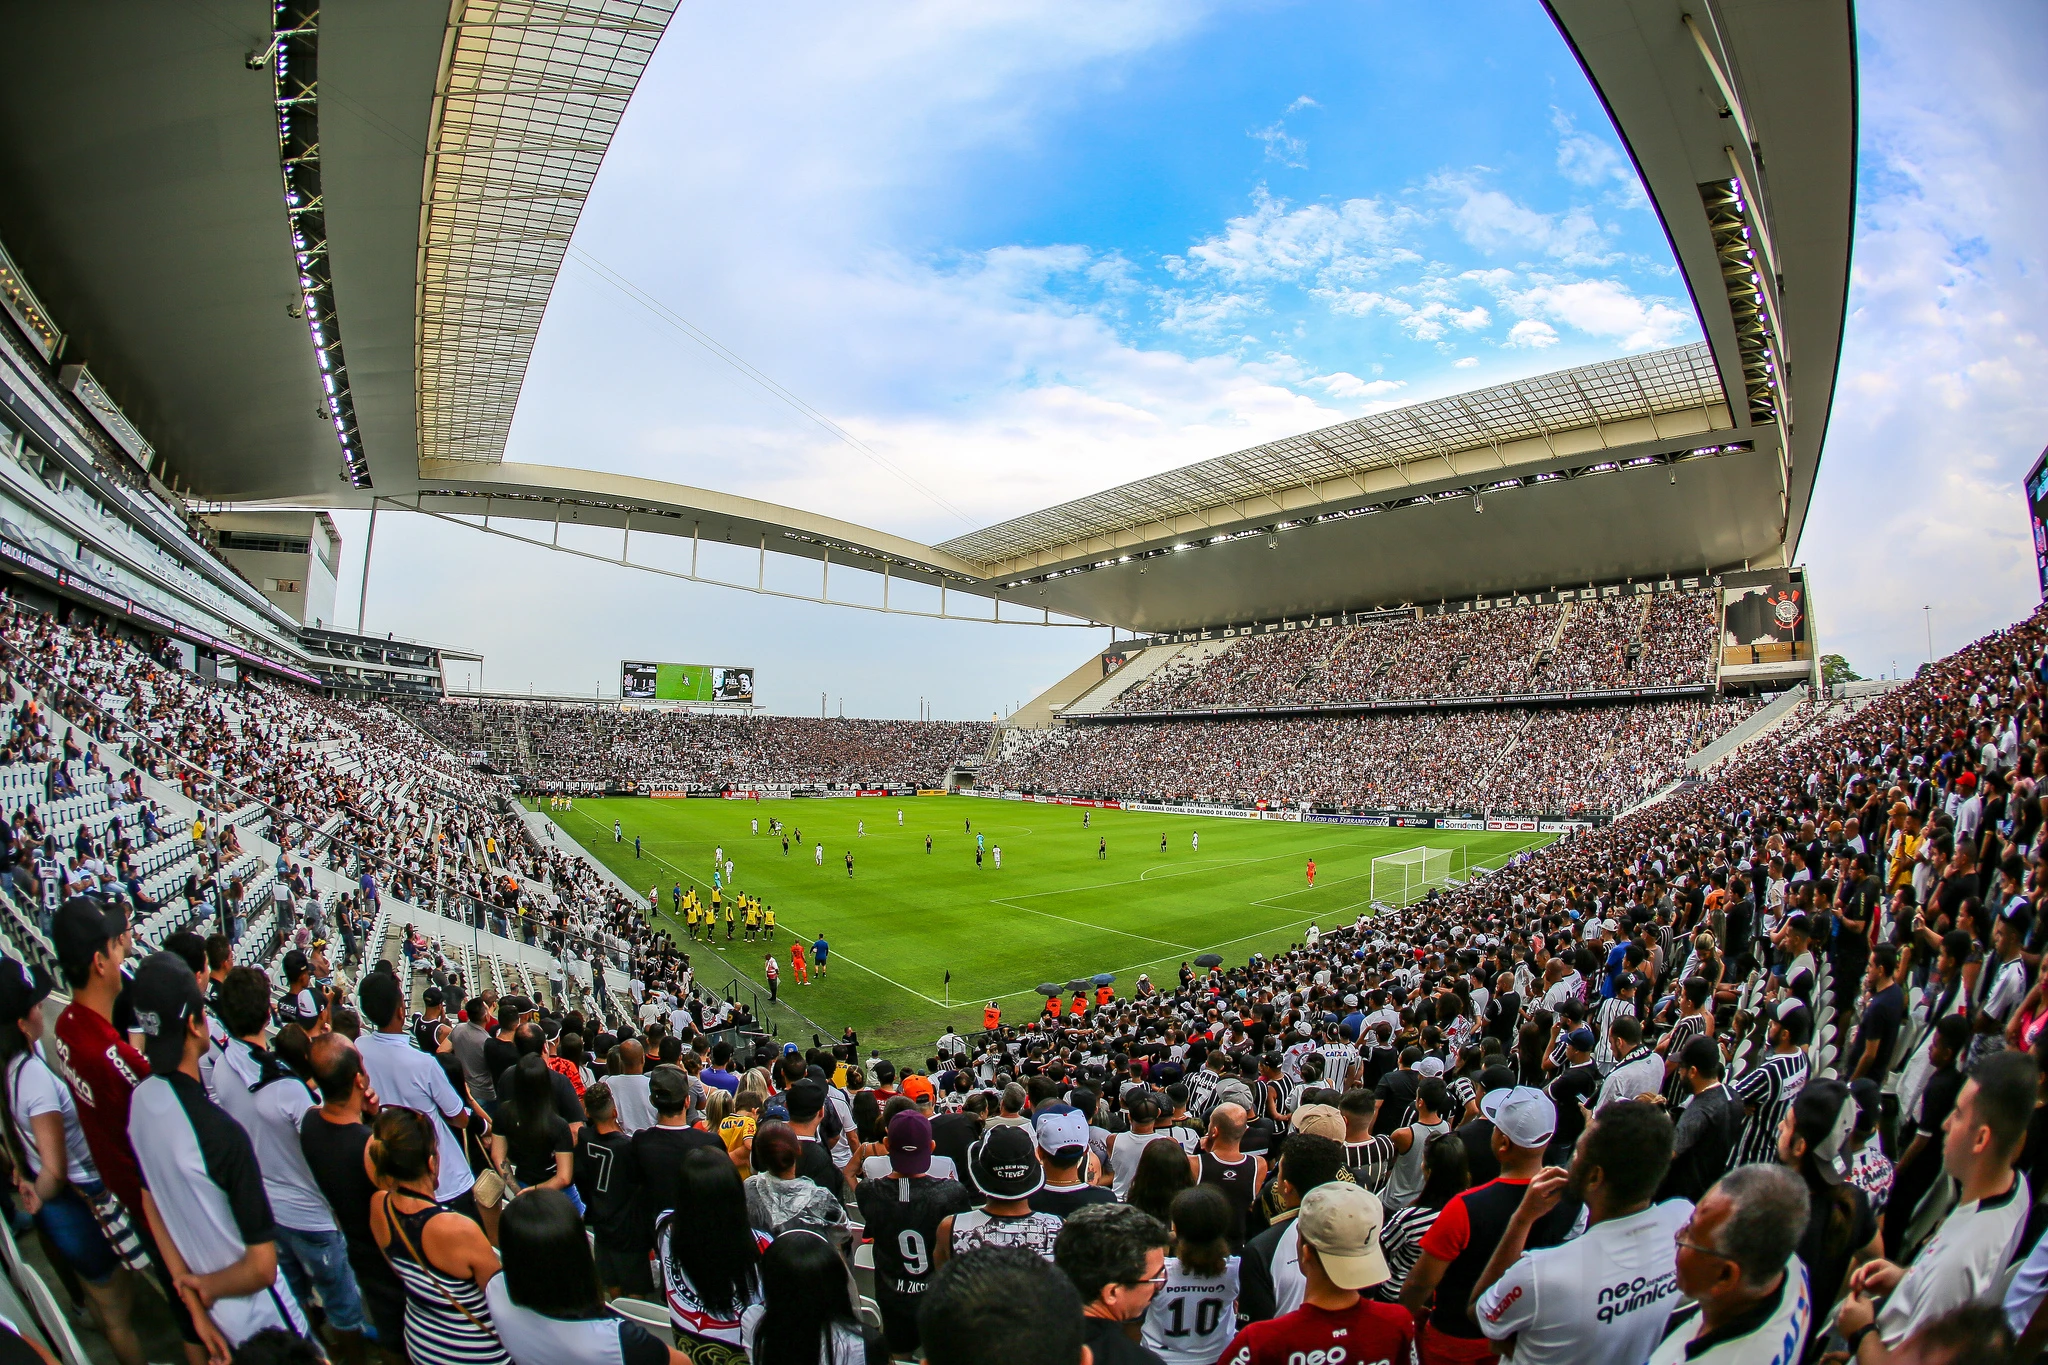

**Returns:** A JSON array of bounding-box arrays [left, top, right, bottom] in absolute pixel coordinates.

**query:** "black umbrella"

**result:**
[[1092, 973, 1115, 986], [1036, 982, 1061, 997], [1194, 953, 1223, 968], [1066, 979, 1090, 993]]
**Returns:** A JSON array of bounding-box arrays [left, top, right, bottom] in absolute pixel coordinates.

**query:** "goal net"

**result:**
[[1370, 846, 1460, 908]]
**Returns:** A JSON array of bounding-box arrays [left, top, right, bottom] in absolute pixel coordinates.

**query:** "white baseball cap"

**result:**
[[1414, 1055, 1446, 1077], [1480, 1086, 1558, 1149]]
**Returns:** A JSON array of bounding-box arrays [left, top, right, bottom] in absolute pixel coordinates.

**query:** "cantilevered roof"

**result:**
[[418, 1, 674, 467], [940, 345, 1725, 567]]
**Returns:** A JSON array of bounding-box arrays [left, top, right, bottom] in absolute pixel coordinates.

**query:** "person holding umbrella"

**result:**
[[1069, 981, 1089, 1018], [1094, 975, 1114, 1010], [1040, 984, 1063, 1022]]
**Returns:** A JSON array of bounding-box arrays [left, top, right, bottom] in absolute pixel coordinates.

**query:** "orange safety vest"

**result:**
[[984, 1005, 1000, 1031], [1095, 986, 1112, 1008], [1044, 996, 1061, 1018]]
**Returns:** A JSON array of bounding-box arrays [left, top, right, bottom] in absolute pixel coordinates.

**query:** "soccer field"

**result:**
[[535, 796, 1554, 1057]]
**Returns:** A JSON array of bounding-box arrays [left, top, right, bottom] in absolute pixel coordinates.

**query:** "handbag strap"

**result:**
[[381, 1195, 492, 1333]]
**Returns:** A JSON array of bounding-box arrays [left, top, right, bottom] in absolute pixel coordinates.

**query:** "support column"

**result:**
[[356, 503, 378, 633]]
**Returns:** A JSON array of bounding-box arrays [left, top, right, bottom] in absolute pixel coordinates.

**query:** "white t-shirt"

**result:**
[[1476, 1199, 1692, 1365], [1647, 1256, 1811, 1365], [1877, 1177, 2031, 1345], [1141, 1255, 1241, 1365], [6, 1048, 96, 1184], [607, 1073, 657, 1135], [861, 1153, 957, 1181]]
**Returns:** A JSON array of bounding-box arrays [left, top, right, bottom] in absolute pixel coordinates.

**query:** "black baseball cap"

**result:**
[[53, 897, 128, 981], [785, 1078, 826, 1122], [648, 1065, 692, 1111], [131, 950, 205, 1075], [282, 950, 310, 982], [968, 1125, 1044, 1199], [422, 986, 443, 1007], [0, 956, 52, 1023]]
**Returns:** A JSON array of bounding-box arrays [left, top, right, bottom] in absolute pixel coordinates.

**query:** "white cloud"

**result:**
[[1549, 108, 1647, 210], [1308, 289, 1488, 341], [1314, 372, 1406, 400], [1433, 173, 1610, 264], [1250, 122, 1307, 168], [1453, 357, 1479, 368], [1501, 279, 1692, 350], [1285, 95, 1320, 115], [1172, 188, 1420, 284], [1506, 319, 1559, 348]]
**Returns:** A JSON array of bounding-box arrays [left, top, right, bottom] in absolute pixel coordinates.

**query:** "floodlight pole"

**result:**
[[356, 502, 378, 633]]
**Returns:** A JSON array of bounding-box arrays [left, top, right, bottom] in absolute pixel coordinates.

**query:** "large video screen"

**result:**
[[621, 661, 755, 703], [1721, 571, 1810, 667]]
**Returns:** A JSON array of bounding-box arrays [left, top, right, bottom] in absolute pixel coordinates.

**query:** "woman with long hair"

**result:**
[[1778, 1079, 1880, 1353], [656, 1147, 768, 1364], [0, 960, 142, 1365], [486, 1188, 686, 1365], [1126, 1130, 1195, 1227], [742, 1229, 882, 1365], [1373, 1130, 1469, 1303], [367, 1106, 510, 1365], [482, 1054, 573, 1242], [1141, 1185, 1240, 1365]]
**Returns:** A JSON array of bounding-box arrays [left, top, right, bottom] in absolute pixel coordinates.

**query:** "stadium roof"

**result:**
[[940, 344, 1727, 565], [0, 0, 1853, 632]]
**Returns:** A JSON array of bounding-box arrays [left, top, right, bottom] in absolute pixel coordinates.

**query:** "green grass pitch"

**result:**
[[532, 795, 1554, 1058]]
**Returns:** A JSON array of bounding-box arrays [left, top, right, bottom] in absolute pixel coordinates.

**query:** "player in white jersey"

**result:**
[[1140, 1189, 1241, 1365], [751, 817, 758, 835], [815, 843, 824, 866], [1192, 831, 1199, 851], [897, 809, 904, 826]]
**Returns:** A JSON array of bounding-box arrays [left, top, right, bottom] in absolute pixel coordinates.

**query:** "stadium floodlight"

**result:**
[[1369, 846, 1464, 908]]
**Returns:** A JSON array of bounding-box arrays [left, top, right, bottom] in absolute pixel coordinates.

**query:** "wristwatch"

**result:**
[[1844, 1322, 1878, 1356]]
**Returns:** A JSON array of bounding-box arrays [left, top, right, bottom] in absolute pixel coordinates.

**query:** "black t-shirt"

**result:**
[[298, 1110, 403, 1294], [1083, 1312, 1166, 1365], [1546, 1063, 1600, 1160], [1031, 1183, 1119, 1219], [856, 1175, 974, 1305], [504, 1114, 573, 1187], [482, 1037, 521, 1090], [930, 1113, 983, 1193], [1372, 1070, 1419, 1136], [629, 1124, 723, 1218], [1455, 1117, 1501, 1186], [1854, 985, 1906, 1079], [574, 1129, 645, 1251]]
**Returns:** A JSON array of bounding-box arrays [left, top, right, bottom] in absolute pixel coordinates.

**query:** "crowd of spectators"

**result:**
[[985, 697, 1758, 817], [396, 699, 990, 793], [3, 584, 2046, 1365], [1110, 590, 1720, 714]]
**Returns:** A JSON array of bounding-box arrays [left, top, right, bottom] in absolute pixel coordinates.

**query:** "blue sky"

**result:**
[[337, 0, 2048, 713]]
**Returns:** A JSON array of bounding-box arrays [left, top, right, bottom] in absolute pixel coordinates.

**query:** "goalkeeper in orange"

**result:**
[[790, 937, 810, 986]]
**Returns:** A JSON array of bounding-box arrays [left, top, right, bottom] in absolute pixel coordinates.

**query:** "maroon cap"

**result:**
[[887, 1109, 934, 1175]]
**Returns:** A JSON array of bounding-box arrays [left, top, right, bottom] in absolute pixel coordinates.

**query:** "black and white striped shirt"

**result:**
[[1730, 1049, 1809, 1168]]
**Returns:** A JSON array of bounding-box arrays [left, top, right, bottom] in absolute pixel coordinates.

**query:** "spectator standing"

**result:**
[[1055, 1203, 1172, 1365], [1472, 1100, 1685, 1365], [486, 1188, 682, 1365], [856, 1111, 971, 1359], [1238, 1133, 1346, 1323], [1140, 1186, 1242, 1365], [127, 951, 312, 1355], [571, 1082, 651, 1297], [1838, 1051, 2037, 1361], [938, 1126, 1062, 1263], [1215, 1184, 1415, 1365], [1647, 1165, 1813, 1364], [629, 1066, 722, 1218], [655, 1148, 768, 1356], [355, 972, 477, 1216], [299, 1034, 408, 1351], [365, 1106, 510, 1365], [1778, 1080, 1881, 1352], [1657, 1038, 1743, 1205]]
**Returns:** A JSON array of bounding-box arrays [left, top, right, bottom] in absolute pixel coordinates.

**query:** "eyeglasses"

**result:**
[[1122, 1268, 1169, 1288], [1674, 1215, 1736, 1262]]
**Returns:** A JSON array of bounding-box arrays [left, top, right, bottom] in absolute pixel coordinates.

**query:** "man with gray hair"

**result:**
[[1648, 1164, 1812, 1363]]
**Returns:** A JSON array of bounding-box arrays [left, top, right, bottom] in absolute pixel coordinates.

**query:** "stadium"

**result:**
[[0, 3, 2037, 1365]]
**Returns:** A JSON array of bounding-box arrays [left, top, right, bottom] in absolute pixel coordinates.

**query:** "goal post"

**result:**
[[1370, 846, 1462, 908]]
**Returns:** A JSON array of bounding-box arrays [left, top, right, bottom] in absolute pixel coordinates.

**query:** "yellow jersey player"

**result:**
[[763, 904, 776, 940]]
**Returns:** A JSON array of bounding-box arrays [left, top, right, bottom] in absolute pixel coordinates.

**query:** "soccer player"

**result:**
[[1161, 832, 1168, 852], [1098, 836, 1107, 860], [634, 835, 641, 859], [782, 835, 790, 856], [976, 832, 984, 854], [1083, 811, 1090, 828], [724, 858, 734, 884], [1192, 831, 1199, 852], [926, 835, 933, 854], [763, 904, 776, 941], [1306, 858, 1316, 887], [791, 939, 809, 986], [813, 934, 828, 977], [897, 809, 904, 826], [846, 850, 855, 878], [751, 817, 758, 835], [975, 847, 983, 869], [993, 846, 1001, 870], [613, 820, 621, 842], [744, 900, 759, 943], [859, 820, 866, 838], [815, 843, 824, 866]]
